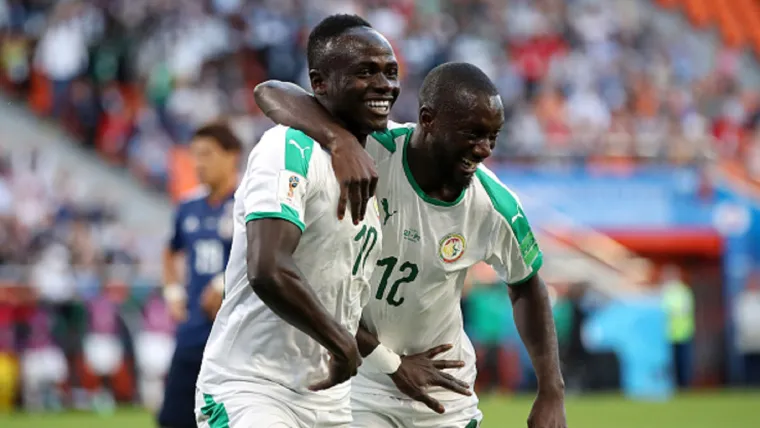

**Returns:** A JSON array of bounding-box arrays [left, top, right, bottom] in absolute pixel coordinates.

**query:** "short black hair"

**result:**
[[193, 122, 243, 153], [307, 14, 372, 69], [419, 62, 499, 114]]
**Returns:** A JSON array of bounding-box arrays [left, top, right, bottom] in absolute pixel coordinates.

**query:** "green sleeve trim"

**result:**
[[245, 205, 305, 231], [200, 393, 230, 428], [284, 128, 315, 176], [508, 255, 543, 287], [369, 126, 412, 154], [475, 168, 543, 276]]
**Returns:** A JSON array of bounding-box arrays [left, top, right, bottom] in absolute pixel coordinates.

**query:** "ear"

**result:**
[[309, 69, 327, 96], [418, 105, 434, 132]]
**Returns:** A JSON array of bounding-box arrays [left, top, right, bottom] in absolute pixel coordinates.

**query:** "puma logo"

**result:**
[[288, 139, 311, 158], [511, 212, 524, 224], [381, 198, 397, 226]]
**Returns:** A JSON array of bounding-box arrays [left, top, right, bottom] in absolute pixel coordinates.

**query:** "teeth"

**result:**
[[366, 100, 390, 113], [462, 158, 477, 169]]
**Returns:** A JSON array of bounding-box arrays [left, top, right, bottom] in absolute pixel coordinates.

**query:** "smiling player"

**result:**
[[255, 62, 567, 428], [194, 15, 395, 428]]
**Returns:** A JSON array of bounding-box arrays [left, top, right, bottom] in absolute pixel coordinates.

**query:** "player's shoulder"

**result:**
[[176, 186, 210, 209], [472, 164, 523, 224], [368, 120, 416, 154], [253, 125, 313, 150], [249, 125, 322, 175]]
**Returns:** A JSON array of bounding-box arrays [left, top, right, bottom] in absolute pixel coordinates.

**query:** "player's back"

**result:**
[[197, 125, 382, 410], [355, 122, 542, 401]]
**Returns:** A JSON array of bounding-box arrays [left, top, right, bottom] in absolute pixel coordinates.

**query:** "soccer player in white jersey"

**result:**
[[195, 15, 400, 428], [255, 62, 568, 428]]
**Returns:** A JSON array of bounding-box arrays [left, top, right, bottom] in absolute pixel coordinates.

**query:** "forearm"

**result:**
[[356, 320, 381, 357], [510, 276, 564, 393], [250, 260, 353, 357], [253, 80, 349, 150], [162, 249, 181, 286]]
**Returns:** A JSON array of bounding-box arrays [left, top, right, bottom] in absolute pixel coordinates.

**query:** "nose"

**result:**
[[371, 73, 396, 95], [471, 140, 492, 161]]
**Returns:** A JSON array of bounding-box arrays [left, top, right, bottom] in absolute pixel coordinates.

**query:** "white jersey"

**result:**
[[353, 121, 543, 401], [197, 125, 382, 410]]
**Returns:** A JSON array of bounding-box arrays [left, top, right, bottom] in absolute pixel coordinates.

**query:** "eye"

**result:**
[[356, 68, 372, 77], [386, 68, 399, 79]]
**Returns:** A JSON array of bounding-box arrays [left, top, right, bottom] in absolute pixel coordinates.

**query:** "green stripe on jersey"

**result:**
[[200, 393, 230, 428], [244, 128, 312, 231], [284, 128, 315, 176], [245, 207, 304, 231], [369, 126, 412, 153], [474, 168, 542, 275]]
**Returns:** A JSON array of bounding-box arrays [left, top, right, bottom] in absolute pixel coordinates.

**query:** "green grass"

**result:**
[[0, 390, 758, 427]]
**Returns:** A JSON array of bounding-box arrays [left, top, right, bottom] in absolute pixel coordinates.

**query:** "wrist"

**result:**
[[537, 380, 565, 399], [325, 127, 357, 152], [326, 324, 358, 359], [163, 283, 186, 303], [364, 344, 402, 375], [211, 274, 225, 293]]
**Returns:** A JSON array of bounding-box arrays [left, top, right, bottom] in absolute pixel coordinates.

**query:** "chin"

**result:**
[[451, 172, 474, 189], [364, 117, 390, 132]]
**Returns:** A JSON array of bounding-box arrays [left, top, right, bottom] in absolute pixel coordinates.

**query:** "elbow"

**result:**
[[248, 264, 278, 296], [253, 81, 279, 114], [247, 254, 289, 298]]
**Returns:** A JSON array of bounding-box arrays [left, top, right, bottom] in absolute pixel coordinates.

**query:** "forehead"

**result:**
[[190, 136, 223, 152], [448, 93, 504, 129], [325, 27, 397, 68]]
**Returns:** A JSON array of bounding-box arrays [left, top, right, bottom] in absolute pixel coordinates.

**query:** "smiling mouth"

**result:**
[[365, 100, 391, 116], [460, 158, 479, 173]]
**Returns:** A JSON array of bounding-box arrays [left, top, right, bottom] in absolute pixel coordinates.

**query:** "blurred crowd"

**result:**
[[2, 0, 760, 194]]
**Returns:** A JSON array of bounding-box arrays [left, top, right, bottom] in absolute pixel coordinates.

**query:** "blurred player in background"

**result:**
[[256, 62, 566, 428], [135, 289, 176, 413], [194, 14, 392, 428], [158, 123, 241, 428], [82, 285, 123, 413], [20, 308, 68, 411], [0, 307, 18, 413]]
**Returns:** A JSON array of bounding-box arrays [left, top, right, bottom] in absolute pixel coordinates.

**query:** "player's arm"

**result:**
[[163, 207, 187, 322], [356, 319, 470, 415], [254, 80, 377, 224], [488, 199, 566, 426], [243, 130, 361, 386], [247, 220, 358, 362]]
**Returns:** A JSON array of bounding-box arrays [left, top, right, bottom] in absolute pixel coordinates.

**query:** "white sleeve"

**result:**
[[486, 214, 543, 286], [241, 126, 317, 231], [480, 172, 543, 286]]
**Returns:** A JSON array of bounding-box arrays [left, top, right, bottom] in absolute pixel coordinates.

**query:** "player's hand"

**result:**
[[329, 129, 378, 225], [389, 344, 471, 414], [308, 342, 363, 392], [167, 299, 187, 323], [527, 389, 567, 428], [200, 286, 223, 320]]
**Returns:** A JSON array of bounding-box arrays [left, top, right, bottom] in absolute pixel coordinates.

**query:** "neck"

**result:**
[[407, 131, 463, 201], [208, 175, 237, 204], [319, 98, 368, 147]]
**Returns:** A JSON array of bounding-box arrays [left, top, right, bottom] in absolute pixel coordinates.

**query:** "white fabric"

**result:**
[[197, 125, 382, 411]]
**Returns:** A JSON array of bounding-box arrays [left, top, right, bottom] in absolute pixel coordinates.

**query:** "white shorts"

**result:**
[[22, 347, 68, 386], [83, 334, 124, 376], [195, 389, 352, 428], [351, 391, 482, 428], [135, 332, 175, 378]]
